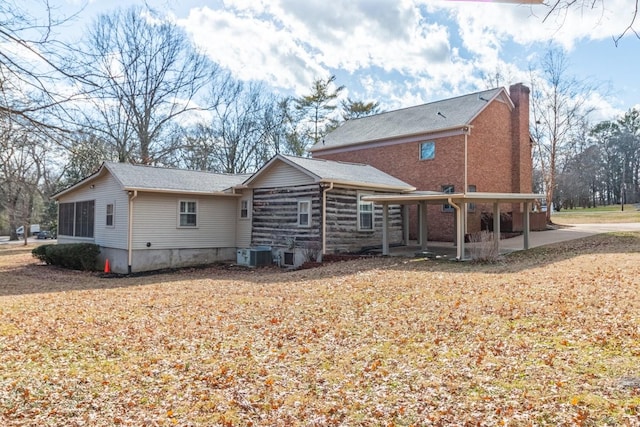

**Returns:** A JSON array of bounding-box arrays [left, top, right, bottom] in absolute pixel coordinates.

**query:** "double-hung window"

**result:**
[[298, 200, 311, 227], [358, 193, 374, 231], [240, 199, 249, 219], [442, 185, 454, 212], [106, 203, 115, 227], [179, 201, 197, 227], [467, 185, 476, 212]]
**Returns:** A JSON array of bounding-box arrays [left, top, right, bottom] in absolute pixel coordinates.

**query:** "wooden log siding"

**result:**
[[251, 184, 322, 249], [325, 188, 404, 253]]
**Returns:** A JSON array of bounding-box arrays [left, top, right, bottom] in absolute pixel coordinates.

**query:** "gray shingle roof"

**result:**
[[310, 87, 507, 152], [105, 162, 249, 193], [276, 155, 415, 191]]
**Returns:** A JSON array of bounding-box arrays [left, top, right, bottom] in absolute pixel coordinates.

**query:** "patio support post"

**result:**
[[448, 198, 464, 260], [382, 203, 389, 255], [493, 202, 500, 254], [523, 202, 530, 250], [420, 201, 428, 250], [403, 204, 410, 245]]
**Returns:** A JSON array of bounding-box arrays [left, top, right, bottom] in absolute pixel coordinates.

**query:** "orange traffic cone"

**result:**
[[104, 258, 111, 273]]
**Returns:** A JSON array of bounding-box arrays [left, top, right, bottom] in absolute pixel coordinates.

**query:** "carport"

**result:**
[[362, 191, 544, 260]]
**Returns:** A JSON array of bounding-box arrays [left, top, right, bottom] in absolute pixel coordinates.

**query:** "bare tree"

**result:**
[[530, 48, 596, 222], [181, 80, 287, 173], [0, 0, 88, 130], [543, 0, 639, 45], [78, 6, 217, 165]]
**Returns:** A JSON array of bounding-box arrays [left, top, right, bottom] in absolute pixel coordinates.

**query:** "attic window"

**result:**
[[420, 141, 435, 160]]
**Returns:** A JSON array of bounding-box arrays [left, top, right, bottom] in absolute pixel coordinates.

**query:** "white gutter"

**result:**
[[321, 182, 334, 256], [127, 190, 138, 274]]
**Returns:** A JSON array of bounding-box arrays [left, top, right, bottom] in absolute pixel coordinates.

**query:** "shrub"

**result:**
[[32, 244, 55, 264], [32, 243, 100, 271], [468, 231, 500, 263]]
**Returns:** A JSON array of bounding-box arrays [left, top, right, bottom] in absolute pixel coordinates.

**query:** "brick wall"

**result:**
[[314, 85, 532, 242]]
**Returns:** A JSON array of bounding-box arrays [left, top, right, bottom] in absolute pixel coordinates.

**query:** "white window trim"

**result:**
[[297, 199, 311, 227], [442, 185, 454, 212], [357, 192, 374, 231], [239, 198, 250, 220], [178, 200, 198, 228], [106, 202, 115, 228], [467, 185, 476, 212]]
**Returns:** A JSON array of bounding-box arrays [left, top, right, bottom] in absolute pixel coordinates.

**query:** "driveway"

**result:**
[[498, 222, 640, 252]]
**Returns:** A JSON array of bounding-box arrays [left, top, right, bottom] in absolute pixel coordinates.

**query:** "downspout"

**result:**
[[127, 190, 138, 274], [448, 197, 464, 260], [321, 182, 334, 258], [463, 127, 469, 235]]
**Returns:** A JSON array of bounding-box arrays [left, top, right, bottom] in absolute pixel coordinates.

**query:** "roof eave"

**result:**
[[321, 179, 415, 193], [52, 163, 109, 200], [122, 187, 241, 197], [310, 124, 472, 153]]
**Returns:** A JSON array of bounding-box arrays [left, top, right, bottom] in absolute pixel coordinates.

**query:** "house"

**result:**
[[54, 162, 249, 274], [238, 154, 415, 267], [53, 155, 414, 273], [53, 84, 542, 272], [309, 83, 537, 242]]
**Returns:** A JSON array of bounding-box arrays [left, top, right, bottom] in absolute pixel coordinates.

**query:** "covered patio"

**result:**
[[363, 192, 544, 260]]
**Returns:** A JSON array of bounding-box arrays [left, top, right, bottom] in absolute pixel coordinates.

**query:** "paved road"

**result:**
[[0, 236, 56, 245]]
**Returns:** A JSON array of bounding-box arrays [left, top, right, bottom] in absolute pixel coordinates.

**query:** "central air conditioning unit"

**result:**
[[236, 247, 272, 267]]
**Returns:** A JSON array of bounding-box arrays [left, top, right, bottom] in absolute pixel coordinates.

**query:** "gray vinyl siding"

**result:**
[[236, 190, 252, 248], [325, 188, 403, 253], [251, 184, 321, 249], [131, 193, 237, 250], [56, 173, 129, 249], [250, 162, 315, 188]]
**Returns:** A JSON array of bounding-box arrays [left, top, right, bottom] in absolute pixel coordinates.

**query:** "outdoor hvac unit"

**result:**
[[236, 247, 272, 267]]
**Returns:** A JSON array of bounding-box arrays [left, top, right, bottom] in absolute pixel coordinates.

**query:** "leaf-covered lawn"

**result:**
[[1, 234, 640, 426]]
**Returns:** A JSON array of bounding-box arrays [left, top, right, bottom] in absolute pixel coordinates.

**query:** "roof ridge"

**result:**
[[105, 161, 243, 177], [340, 87, 504, 123], [282, 154, 370, 168]]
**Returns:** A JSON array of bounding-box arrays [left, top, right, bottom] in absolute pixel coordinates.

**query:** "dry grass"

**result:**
[[1, 234, 640, 426], [552, 205, 640, 225]]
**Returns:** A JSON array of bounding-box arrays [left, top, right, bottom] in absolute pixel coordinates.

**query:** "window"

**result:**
[[106, 203, 114, 227], [420, 141, 435, 160], [240, 199, 249, 219], [179, 201, 197, 227], [59, 203, 75, 236], [358, 193, 374, 231], [58, 200, 95, 237], [467, 185, 476, 212], [442, 185, 454, 212], [298, 200, 311, 227]]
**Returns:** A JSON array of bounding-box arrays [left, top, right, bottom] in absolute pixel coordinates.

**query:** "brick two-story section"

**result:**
[[310, 84, 534, 242]]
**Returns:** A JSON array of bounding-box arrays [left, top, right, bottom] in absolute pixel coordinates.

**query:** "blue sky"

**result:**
[[41, 0, 640, 122]]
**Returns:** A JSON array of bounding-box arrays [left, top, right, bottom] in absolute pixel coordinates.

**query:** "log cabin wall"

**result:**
[[251, 184, 322, 250], [325, 187, 404, 254]]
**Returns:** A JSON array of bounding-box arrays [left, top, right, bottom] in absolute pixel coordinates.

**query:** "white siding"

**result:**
[[250, 162, 315, 188], [57, 173, 129, 249], [131, 193, 237, 250], [236, 190, 252, 248]]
